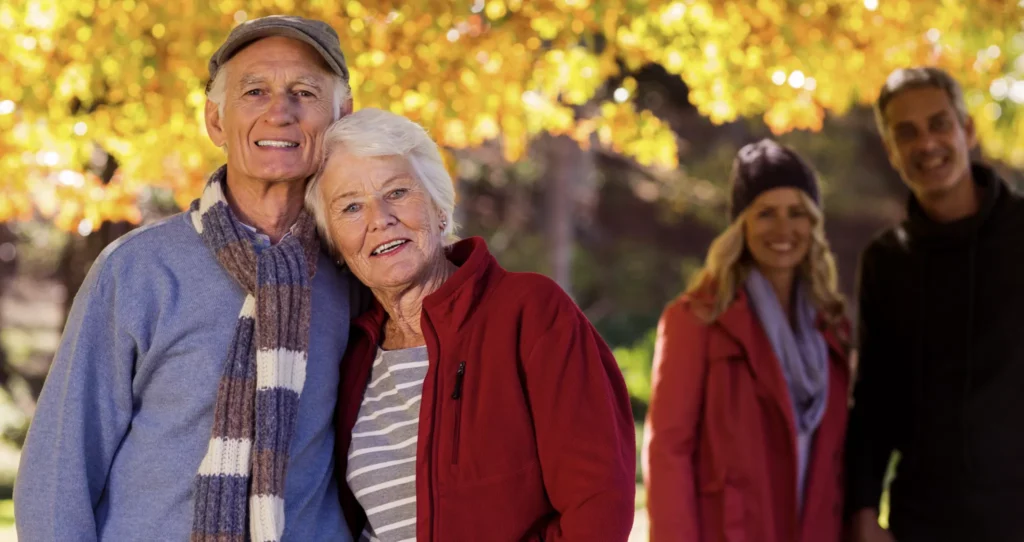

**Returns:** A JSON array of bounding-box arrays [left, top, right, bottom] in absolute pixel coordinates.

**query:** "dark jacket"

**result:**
[[846, 164, 1024, 541], [644, 291, 851, 542], [335, 237, 637, 541]]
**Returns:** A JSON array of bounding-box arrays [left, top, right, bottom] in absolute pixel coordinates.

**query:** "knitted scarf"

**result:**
[[188, 166, 319, 542], [745, 268, 829, 434], [745, 268, 829, 509]]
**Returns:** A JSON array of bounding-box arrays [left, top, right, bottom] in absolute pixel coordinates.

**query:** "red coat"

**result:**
[[642, 291, 851, 542], [335, 237, 636, 541]]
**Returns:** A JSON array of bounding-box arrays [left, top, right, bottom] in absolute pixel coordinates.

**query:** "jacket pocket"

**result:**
[[451, 361, 466, 465]]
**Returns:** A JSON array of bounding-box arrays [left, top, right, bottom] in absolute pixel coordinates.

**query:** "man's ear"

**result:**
[[964, 114, 978, 150], [339, 96, 354, 119], [205, 100, 225, 148], [881, 133, 899, 168]]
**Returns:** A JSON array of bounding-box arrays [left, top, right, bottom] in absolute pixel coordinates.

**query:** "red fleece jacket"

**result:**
[[335, 236, 636, 541]]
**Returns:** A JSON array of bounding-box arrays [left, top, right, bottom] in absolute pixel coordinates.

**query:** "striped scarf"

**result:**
[[188, 166, 319, 542]]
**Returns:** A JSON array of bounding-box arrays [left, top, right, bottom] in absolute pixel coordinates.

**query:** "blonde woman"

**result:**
[[642, 139, 851, 542]]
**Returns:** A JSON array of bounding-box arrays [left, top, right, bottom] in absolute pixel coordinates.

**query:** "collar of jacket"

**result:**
[[712, 289, 850, 436], [703, 288, 851, 363], [903, 162, 1005, 247], [351, 236, 502, 342]]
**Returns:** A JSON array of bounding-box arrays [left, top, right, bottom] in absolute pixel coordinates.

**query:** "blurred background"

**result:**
[[2, 0, 1024, 539]]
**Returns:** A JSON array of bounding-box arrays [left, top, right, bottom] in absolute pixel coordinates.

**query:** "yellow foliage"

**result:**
[[0, 0, 1022, 231]]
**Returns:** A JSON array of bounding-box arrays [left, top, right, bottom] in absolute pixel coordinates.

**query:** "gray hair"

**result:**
[[874, 66, 968, 136], [305, 108, 458, 257], [205, 58, 350, 121]]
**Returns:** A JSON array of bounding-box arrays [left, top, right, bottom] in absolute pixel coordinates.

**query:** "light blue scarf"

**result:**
[[745, 268, 829, 510]]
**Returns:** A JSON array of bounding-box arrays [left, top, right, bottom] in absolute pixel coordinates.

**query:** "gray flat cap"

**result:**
[[208, 15, 349, 84]]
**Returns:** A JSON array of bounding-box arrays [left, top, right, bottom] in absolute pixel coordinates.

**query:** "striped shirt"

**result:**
[[347, 346, 428, 542]]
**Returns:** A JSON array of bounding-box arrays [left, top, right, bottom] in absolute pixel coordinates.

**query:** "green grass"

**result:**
[[878, 451, 900, 530], [0, 500, 11, 526], [0, 500, 14, 541]]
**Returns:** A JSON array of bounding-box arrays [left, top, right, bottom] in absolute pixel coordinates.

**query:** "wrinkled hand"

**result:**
[[847, 509, 896, 542]]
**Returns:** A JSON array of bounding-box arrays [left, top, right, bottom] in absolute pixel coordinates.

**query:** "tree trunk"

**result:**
[[544, 133, 596, 298]]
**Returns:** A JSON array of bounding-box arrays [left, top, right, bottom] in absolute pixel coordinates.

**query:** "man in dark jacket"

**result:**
[[846, 67, 1024, 542]]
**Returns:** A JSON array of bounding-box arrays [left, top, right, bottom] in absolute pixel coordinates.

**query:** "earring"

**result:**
[[440, 217, 448, 230]]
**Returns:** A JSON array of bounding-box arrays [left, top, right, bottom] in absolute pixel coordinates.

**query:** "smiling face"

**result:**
[[743, 187, 813, 277], [317, 149, 447, 291], [882, 86, 977, 202], [205, 36, 337, 186]]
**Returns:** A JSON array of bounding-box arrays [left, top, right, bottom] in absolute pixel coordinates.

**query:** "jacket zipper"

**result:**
[[419, 314, 442, 542], [451, 361, 466, 465]]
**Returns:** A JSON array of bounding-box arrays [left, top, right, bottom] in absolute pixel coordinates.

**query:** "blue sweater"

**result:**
[[14, 212, 355, 542]]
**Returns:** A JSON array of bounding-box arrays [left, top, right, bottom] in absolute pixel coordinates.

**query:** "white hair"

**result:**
[[206, 59, 350, 121], [305, 107, 458, 257]]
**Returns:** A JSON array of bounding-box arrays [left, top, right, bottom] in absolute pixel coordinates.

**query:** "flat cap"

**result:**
[[208, 15, 349, 84]]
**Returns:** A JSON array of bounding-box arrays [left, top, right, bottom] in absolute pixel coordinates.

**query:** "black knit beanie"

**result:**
[[728, 139, 821, 220]]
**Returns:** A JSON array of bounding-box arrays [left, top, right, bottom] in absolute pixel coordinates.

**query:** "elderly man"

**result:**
[[15, 16, 356, 542]]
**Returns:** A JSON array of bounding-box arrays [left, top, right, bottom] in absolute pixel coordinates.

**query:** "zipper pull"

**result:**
[[451, 361, 466, 400]]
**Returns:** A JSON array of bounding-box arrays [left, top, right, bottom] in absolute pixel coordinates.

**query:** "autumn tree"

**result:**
[[1, 0, 1022, 231]]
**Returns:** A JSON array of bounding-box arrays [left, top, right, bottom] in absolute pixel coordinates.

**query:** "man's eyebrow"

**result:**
[[238, 73, 265, 87], [236, 74, 325, 89], [294, 75, 325, 89]]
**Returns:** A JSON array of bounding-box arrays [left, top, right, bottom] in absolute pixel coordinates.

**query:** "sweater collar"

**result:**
[[904, 163, 1003, 246]]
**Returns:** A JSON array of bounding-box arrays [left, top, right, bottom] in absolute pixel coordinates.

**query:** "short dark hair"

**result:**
[[874, 67, 968, 135]]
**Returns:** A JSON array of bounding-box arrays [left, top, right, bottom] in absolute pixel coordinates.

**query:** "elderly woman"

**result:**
[[642, 140, 851, 542], [305, 108, 636, 541]]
